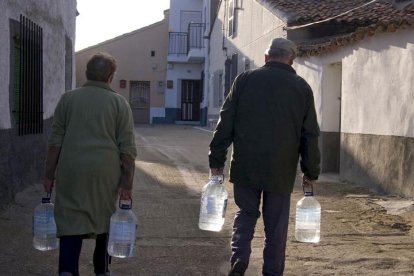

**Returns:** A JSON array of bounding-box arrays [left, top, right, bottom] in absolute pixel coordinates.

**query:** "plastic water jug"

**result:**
[[198, 175, 228, 232], [33, 193, 59, 251], [107, 199, 138, 258], [295, 183, 321, 243]]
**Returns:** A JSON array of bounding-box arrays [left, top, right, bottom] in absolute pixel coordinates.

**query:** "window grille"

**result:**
[[130, 81, 150, 109], [12, 15, 43, 136]]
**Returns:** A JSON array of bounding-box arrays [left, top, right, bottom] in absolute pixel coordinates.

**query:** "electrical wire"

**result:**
[[285, 0, 378, 30]]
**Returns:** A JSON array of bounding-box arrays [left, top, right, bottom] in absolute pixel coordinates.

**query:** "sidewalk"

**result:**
[[0, 124, 413, 275]]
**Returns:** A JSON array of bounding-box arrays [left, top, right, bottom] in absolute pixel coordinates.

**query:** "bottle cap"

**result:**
[[119, 199, 132, 209], [303, 183, 314, 197], [42, 192, 52, 203], [41, 197, 51, 203], [210, 174, 224, 184]]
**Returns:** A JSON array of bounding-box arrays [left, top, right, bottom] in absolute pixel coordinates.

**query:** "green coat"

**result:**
[[48, 81, 137, 237], [209, 62, 320, 193]]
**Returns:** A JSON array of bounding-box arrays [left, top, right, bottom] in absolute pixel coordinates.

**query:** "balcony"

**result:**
[[168, 23, 206, 64]]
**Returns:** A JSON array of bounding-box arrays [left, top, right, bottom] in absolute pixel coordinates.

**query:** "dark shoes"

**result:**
[[228, 259, 248, 276]]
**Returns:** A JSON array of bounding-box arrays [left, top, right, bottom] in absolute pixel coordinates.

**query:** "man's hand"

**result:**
[[118, 187, 132, 200], [210, 167, 224, 176], [44, 177, 54, 193], [302, 175, 314, 191]]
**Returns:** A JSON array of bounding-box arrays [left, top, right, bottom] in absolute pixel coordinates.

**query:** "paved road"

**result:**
[[1, 124, 414, 275]]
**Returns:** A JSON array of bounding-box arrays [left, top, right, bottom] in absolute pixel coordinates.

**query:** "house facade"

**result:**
[[0, 0, 77, 204], [208, 0, 414, 197], [165, 0, 219, 125], [165, 0, 206, 125], [75, 11, 169, 124], [208, 0, 287, 123]]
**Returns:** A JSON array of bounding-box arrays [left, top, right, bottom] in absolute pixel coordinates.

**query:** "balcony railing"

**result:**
[[168, 23, 206, 55], [168, 32, 187, 55], [187, 23, 205, 51]]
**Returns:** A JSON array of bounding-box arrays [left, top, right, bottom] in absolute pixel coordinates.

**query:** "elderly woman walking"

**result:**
[[43, 52, 137, 276]]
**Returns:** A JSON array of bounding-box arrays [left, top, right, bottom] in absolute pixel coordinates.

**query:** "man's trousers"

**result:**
[[230, 185, 291, 276]]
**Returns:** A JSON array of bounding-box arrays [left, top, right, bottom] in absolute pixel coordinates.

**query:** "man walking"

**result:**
[[209, 38, 320, 276]]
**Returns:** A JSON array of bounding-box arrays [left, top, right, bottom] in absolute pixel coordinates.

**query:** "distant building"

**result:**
[[76, 11, 169, 124], [0, 0, 77, 205], [165, 0, 219, 126]]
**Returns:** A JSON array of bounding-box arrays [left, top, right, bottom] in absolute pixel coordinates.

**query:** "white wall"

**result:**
[[169, 0, 203, 32], [295, 28, 414, 138], [150, 107, 166, 123], [342, 29, 414, 138], [208, 0, 287, 116], [0, 0, 77, 129]]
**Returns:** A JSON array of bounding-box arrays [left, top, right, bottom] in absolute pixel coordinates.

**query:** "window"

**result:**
[[130, 81, 150, 108], [151, 50, 155, 57], [65, 36, 73, 91], [228, 0, 235, 37], [224, 53, 238, 97], [213, 70, 224, 107], [224, 59, 231, 97], [10, 15, 44, 136], [231, 53, 238, 84]]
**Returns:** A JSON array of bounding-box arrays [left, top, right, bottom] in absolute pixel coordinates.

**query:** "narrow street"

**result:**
[[0, 125, 413, 275]]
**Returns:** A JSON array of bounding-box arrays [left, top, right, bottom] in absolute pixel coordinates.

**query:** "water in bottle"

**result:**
[[198, 175, 228, 232], [33, 194, 59, 251], [295, 184, 321, 243], [107, 199, 138, 258]]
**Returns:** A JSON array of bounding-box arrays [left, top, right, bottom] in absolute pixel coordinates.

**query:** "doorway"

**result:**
[[130, 81, 150, 124], [321, 62, 342, 173], [181, 80, 201, 121]]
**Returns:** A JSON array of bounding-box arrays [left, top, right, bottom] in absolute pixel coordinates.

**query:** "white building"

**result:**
[[208, 0, 414, 197], [165, 0, 219, 125], [0, 0, 77, 204]]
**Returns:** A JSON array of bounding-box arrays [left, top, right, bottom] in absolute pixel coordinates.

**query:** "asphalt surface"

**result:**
[[1, 124, 414, 275]]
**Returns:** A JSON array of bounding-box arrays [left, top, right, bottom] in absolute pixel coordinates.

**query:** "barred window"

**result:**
[[10, 15, 43, 135]]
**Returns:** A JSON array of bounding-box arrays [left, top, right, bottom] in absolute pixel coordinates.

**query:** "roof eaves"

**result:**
[[297, 19, 414, 57]]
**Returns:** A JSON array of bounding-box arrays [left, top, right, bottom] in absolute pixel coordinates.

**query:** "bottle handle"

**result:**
[[302, 182, 314, 196]]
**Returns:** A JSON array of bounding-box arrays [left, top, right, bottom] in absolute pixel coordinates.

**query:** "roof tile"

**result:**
[[259, 0, 414, 56]]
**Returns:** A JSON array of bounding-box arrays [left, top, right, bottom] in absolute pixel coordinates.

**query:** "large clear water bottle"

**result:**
[[295, 182, 321, 243], [198, 175, 228, 232], [107, 199, 138, 258], [33, 193, 59, 251]]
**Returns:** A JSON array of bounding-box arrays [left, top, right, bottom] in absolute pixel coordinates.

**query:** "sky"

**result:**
[[75, 0, 170, 51]]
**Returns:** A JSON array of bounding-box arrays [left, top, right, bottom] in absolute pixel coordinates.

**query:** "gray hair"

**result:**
[[265, 38, 297, 60], [267, 48, 296, 60], [86, 52, 117, 82]]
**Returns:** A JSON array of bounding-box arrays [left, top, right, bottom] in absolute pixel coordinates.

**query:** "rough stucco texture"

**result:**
[[341, 133, 414, 198], [0, 120, 52, 205]]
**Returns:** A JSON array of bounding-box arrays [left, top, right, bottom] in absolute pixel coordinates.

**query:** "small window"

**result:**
[[213, 70, 224, 107], [228, 0, 235, 37], [151, 50, 155, 57]]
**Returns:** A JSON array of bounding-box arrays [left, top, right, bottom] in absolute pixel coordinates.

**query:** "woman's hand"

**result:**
[[44, 177, 54, 193], [210, 167, 224, 176], [118, 187, 132, 200]]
